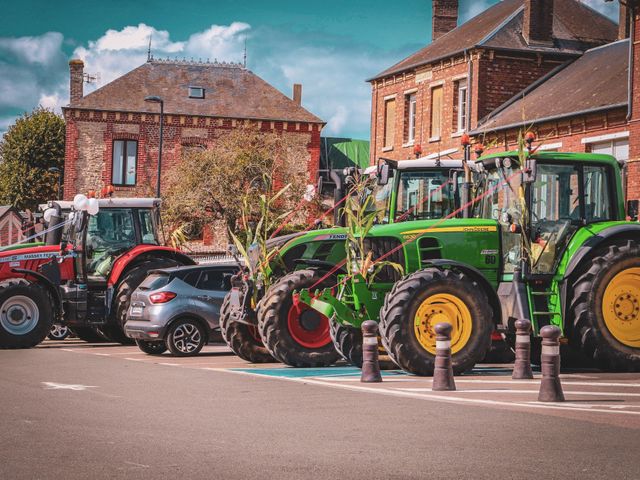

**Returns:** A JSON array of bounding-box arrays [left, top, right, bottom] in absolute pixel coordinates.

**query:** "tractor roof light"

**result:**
[[87, 190, 96, 199], [525, 131, 536, 152], [461, 133, 471, 147], [413, 144, 422, 158], [474, 144, 485, 158]]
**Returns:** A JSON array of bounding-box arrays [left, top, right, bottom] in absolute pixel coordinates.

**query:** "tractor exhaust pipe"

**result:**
[[329, 169, 345, 227], [45, 202, 64, 246]]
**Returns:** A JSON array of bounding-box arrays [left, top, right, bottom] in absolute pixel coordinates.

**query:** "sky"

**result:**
[[0, 0, 619, 140]]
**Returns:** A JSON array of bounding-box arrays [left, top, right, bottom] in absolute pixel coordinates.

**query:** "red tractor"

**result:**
[[0, 196, 193, 348]]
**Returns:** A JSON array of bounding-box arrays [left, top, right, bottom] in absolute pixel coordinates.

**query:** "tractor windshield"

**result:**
[[394, 169, 459, 221]]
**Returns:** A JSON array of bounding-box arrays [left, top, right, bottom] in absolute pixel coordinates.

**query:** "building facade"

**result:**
[[369, 0, 618, 162], [62, 59, 324, 201]]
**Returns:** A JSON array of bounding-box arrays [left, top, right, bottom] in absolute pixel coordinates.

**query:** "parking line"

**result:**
[[397, 388, 640, 397]]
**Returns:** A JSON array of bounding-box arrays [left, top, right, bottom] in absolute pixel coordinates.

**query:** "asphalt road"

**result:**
[[1, 343, 639, 480]]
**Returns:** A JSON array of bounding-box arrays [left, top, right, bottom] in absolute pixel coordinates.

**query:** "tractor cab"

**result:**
[[373, 158, 473, 224], [474, 152, 621, 277]]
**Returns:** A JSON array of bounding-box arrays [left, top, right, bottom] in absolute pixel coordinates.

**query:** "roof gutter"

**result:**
[[469, 103, 628, 136]]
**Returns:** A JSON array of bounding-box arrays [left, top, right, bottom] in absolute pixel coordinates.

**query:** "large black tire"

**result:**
[[569, 241, 640, 372], [165, 318, 207, 356], [69, 326, 109, 343], [258, 269, 340, 367], [98, 258, 182, 344], [0, 281, 54, 349], [219, 292, 274, 363], [379, 268, 493, 376], [136, 339, 167, 355], [329, 319, 397, 369]]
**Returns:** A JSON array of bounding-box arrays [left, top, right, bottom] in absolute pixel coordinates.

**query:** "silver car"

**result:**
[[124, 264, 238, 356]]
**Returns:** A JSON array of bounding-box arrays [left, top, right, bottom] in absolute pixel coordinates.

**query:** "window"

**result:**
[[138, 209, 159, 245], [112, 140, 137, 186], [430, 85, 443, 140], [404, 93, 417, 144], [188, 86, 205, 99], [395, 170, 457, 221], [584, 165, 612, 222], [85, 209, 136, 276], [589, 139, 629, 162], [383, 98, 396, 149], [454, 79, 467, 133], [197, 269, 229, 291]]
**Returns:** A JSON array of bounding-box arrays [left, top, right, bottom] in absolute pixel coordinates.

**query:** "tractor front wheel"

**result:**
[[330, 320, 397, 369], [219, 291, 274, 363], [0, 281, 53, 349], [379, 268, 492, 376], [258, 269, 340, 367], [569, 241, 640, 371]]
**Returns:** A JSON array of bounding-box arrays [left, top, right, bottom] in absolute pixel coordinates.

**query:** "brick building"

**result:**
[[0, 206, 25, 247], [368, 0, 617, 162], [62, 59, 324, 201]]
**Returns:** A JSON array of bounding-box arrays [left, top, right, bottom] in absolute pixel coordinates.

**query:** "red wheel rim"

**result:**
[[287, 301, 331, 349]]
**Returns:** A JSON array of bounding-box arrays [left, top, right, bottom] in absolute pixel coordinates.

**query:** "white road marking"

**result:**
[[217, 369, 640, 417], [42, 382, 97, 391], [124, 357, 145, 362], [396, 388, 640, 397], [124, 461, 149, 468], [451, 379, 640, 388], [158, 363, 180, 366]]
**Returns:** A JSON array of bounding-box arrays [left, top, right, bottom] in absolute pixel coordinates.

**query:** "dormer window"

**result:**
[[188, 86, 205, 99]]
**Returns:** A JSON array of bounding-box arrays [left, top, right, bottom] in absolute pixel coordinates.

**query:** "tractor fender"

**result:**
[[9, 268, 63, 320], [563, 224, 640, 280], [423, 259, 502, 327], [107, 246, 195, 287]]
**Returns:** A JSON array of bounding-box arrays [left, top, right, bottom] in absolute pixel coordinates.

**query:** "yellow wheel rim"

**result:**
[[602, 267, 640, 348], [414, 293, 472, 354]]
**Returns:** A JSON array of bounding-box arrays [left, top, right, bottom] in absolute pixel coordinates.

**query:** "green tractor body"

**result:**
[[297, 151, 640, 374], [221, 160, 471, 366]]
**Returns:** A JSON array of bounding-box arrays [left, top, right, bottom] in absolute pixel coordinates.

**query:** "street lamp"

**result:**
[[144, 95, 164, 198], [48, 167, 62, 200]]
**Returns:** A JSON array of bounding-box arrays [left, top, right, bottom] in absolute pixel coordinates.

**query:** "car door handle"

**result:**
[[197, 295, 212, 301]]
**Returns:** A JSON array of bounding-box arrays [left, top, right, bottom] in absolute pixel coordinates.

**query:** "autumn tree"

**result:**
[[163, 125, 312, 243], [0, 107, 65, 210]]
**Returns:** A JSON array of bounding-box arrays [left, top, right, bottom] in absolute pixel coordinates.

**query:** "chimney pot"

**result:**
[[293, 83, 302, 105], [69, 59, 84, 105], [432, 0, 459, 42], [523, 0, 554, 46]]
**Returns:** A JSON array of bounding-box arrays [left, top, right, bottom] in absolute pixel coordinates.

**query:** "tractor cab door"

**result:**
[[84, 209, 137, 284]]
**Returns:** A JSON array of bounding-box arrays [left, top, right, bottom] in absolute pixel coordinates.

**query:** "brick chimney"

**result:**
[[432, 0, 458, 41], [523, 0, 554, 46], [69, 59, 84, 105], [293, 83, 302, 105]]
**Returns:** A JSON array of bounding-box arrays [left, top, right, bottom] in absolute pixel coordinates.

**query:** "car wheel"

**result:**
[[48, 324, 70, 341], [166, 319, 206, 356]]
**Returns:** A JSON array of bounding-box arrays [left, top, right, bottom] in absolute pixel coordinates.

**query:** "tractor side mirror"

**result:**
[[627, 200, 639, 221], [378, 163, 390, 186], [228, 244, 239, 256], [316, 175, 323, 196], [523, 158, 537, 184], [451, 171, 459, 195]]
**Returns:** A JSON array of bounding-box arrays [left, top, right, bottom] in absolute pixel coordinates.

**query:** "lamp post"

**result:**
[[48, 167, 62, 200], [144, 95, 164, 198]]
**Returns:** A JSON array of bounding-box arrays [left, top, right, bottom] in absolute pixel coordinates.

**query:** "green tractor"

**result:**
[[296, 147, 640, 374], [220, 159, 470, 366]]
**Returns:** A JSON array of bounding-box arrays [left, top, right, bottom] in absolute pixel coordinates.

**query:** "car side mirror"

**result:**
[[228, 244, 238, 256], [627, 199, 639, 221], [378, 163, 390, 186], [316, 175, 323, 196]]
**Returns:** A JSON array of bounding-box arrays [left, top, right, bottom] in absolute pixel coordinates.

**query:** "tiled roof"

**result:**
[[472, 39, 629, 133], [370, 0, 617, 80], [67, 60, 324, 124]]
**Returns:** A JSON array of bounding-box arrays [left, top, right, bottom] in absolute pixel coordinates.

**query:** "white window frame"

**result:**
[[456, 80, 467, 134], [407, 93, 417, 145]]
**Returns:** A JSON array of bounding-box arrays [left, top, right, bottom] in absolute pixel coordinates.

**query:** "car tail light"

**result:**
[[149, 291, 177, 304]]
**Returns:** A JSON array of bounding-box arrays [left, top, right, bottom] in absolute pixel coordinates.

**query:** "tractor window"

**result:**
[[583, 165, 612, 222], [138, 209, 159, 245], [85, 209, 137, 278], [395, 171, 456, 221], [530, 164, 581, 274]]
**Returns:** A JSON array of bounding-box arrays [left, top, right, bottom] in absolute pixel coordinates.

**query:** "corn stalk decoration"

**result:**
[[342, 170, 403, 285], [229, 179, 293, 289]]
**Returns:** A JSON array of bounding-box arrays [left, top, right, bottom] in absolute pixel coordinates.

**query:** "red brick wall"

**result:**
[[63, 109, 322, 200], [628, 8, 640, 201], [476, 52, 566, 123]]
